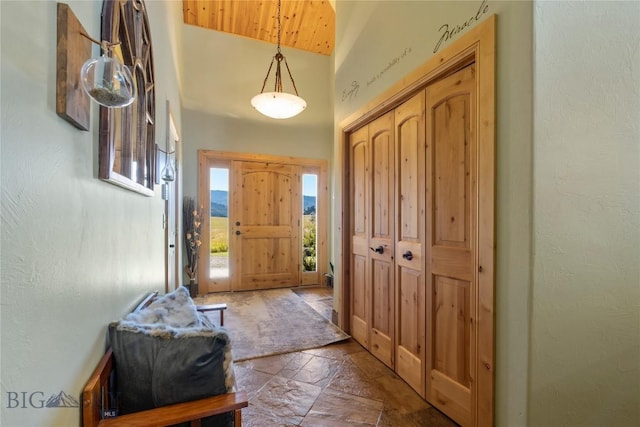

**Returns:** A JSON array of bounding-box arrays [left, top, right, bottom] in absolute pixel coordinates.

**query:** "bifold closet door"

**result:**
[[344, 19, 494, 426], [368, 112, 395, 368], [349, 125, 370, 348], [394, 91, 426, 396], [425, 64, 477, 426], [349, 112, 396, 368]]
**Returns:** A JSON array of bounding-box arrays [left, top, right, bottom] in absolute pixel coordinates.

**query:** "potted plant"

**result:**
[[183, 196, 203, 297], [324, 262, 335, 288]]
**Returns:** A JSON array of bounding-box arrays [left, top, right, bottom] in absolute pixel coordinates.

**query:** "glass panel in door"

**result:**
[[209, 167, 229, 278], [302, 173, 318, 273]]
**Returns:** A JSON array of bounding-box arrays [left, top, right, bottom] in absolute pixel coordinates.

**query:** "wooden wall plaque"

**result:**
[[56, 3, 91, 131]]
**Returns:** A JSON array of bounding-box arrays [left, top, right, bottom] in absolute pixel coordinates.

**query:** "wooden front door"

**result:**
[[231, 161, 301, 291], [425, 64, 477, 426], [394, 91, 426, 396]]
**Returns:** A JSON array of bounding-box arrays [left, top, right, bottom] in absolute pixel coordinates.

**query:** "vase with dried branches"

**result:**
[[183, 196, 203, 297]]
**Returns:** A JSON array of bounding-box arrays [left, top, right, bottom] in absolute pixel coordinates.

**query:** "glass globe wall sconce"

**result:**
[[161, 101, 177, 183], [79, 33, 136, 109], [161, 153, 176, 183], [160, 136, 176, 183]]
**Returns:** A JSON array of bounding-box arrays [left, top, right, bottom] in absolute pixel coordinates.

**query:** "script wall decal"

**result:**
[[339, 1, 490, 105], [433, 0, 490, 53], [341, 81, 360, 102], [367, 47, 413, 87], [340, 47, 413, 103]]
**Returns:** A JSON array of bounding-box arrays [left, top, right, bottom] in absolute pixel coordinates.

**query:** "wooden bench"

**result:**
[[82, 292, 247, 427], [197, 303, 228, 326]]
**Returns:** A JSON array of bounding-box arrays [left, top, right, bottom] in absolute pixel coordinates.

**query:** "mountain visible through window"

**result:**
[[209, 167, 229, 278]]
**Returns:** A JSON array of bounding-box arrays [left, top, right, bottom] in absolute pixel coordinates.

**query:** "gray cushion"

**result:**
[[108, 316, 234, 426]]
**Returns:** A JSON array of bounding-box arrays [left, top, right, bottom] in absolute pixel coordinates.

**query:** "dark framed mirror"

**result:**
[[98, 0, 157, 196]]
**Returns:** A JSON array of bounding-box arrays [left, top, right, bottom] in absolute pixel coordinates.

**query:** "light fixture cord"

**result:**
[[257, 0, 300, 97], [80, 32, 120, 55], [274, 0, 283, 92], [277, 0, 282, 53]]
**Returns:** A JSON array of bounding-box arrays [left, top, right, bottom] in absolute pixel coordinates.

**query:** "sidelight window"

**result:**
[[302, 174, 318, 272], [209, 167, 229, 278]]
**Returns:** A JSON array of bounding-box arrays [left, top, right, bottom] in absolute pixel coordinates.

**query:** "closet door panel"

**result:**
[[394, 91, 426, 396], [434, 276, 471, 383], [368, 112, 395, 368], [397, 267, 423, 393], [350, 127, 370, 347], [433, 95, 471, 248], [426, 64, 477, 427], [370, 257, 394, 366], [351, 252, 368, 346]]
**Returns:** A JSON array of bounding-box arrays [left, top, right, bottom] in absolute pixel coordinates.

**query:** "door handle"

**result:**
[[235, 221, 241, 226], [370, 246, 384, 254], [402, 251, 413, 261], [169, 244, 175, 248], [235, 230, 241, 235]]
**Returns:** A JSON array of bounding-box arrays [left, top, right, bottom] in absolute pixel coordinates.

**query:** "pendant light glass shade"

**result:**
[[81, 54, 135, 108], [251, 0, 306, 119], [251, 91, 307, 119]]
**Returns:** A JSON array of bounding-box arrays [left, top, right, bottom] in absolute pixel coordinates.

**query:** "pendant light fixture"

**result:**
[[251, 0, 306, 119]]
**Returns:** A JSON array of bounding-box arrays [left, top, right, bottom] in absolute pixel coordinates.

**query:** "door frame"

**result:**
[[164, 101, 181, 293], [338, 15, 495, 427], [198, 150, 329, 293]]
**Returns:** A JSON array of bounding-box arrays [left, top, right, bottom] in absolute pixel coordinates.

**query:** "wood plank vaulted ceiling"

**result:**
[[182, 0, 335, 56]]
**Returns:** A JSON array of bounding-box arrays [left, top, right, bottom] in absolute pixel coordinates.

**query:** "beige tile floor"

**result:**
[[233, 287, 458, 426]]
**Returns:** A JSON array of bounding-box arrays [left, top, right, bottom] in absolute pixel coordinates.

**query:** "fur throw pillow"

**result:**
[[123, 286, 200, 328]]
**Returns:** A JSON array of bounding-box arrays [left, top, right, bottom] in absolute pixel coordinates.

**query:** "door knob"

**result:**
[[370, 246, 384, 254], [402, 251, 413, 261], [169, 244, 175, 248], [235, 221, 241, 226], [235, 230, 241, 235]]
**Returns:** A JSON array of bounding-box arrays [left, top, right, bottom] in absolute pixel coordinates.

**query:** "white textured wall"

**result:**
[[531, 1, 640, 425], [0, 1, 183, 425], [334, 2, 533, 425]]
